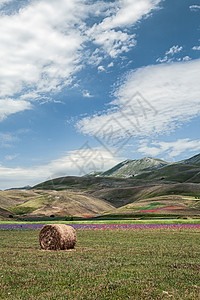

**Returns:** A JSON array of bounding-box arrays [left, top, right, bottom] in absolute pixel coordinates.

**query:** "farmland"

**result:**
[[0, 227, 199, 299]]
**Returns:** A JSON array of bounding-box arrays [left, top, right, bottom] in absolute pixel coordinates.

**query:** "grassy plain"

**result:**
[[0, 219, 200, 225], [0, 228, 199, 299]]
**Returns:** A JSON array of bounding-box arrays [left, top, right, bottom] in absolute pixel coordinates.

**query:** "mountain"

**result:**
[[1, 174, 200, 219], [86, 157, 169, 178], [134, 153, 200, 183], [1, 153, 200, 220], [84, 154, 200, 183], [30, 175, 200, 218], [135, 163, 200, 183], [181, 153, 200, 166], [5, 185, 31, 191]]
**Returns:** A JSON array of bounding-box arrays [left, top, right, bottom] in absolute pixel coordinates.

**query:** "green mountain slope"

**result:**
[[135, 164, 200, 183], [85, 153, 200, 180], [181, 153, 200, 166]]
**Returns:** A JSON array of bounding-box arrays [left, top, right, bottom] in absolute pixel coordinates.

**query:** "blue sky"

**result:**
[[0, 0, 200, 189]]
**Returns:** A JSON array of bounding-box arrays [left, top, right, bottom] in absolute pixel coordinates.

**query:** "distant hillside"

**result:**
[[135, 163, 200, 183], [84, 153, 200, 183], [0, 189, 115, 218], [0, 207, 14, 220], [5, 185, 31, 191], [181, 153, 200, 166], [32, 175, 200, 208], [1, 175, 200, 219], [1, 153, 200, 220], [86, 157, 169, 178], [102, 194, 200, 218]]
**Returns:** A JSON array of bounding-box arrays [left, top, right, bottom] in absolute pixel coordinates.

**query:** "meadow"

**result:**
[[0, 227, 200, 299]]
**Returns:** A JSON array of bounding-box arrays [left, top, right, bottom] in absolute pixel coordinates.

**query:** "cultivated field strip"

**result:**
[[0, 223, 200, 230]]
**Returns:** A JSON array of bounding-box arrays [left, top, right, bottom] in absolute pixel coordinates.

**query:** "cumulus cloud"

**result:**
[[156, 45, 183, 63], [82, 90, 93, 98], [166, 45, 183, 55], [0, 146, 122, 189], [98, 65, 105, 72], [77, 59, 200, 141], [182, 56, 191, 61], [193, 45, 200, 50], [0, 0, 86, 99], [0, 0, 88, 120], [138, 139, 200, 159], [87, 0, 161, 58], [108, 62, 114, 68]]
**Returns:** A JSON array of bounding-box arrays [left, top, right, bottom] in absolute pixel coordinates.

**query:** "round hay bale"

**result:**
[[39, 224, 76, 250]]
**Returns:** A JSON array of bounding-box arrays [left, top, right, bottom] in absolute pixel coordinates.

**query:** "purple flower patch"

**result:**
[[0, 223, 199, 230]]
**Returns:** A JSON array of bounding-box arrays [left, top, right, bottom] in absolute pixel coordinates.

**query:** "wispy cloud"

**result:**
[[189, 5, 200, 11], [0, 0, 12, 8], [0, 132, 18, 148], [0, 99, 31, 121], [0, 147, 122, 189], [77, 59, 200, 139], [138, 139, 200, 159], [5, 154, 19, 161]]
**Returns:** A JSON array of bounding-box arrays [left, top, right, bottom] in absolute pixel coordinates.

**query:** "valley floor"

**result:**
[[0, 228, 199, 299]]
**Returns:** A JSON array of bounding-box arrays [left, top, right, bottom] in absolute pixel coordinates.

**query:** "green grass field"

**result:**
[[0, 229, 199, 299], [0, 219, 200, 225]]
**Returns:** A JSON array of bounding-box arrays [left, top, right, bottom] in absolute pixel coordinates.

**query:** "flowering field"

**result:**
[[0, 223, 200, 230]]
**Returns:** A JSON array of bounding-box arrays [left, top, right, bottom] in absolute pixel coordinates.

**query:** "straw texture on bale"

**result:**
[[39, 224, 77, 250]]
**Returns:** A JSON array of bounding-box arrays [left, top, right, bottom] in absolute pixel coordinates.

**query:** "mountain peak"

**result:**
[[88, 156, 169, 178]]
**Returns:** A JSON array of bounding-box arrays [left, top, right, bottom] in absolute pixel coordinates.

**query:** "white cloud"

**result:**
[[166, 45, 183, 55], [0, 99, 31, 121], [100, 0, 161, 29], [98, 65, 105, 72], [138, 139, 200, 159], [0, 0, 88, 119], [82, 90, 93, 98], [0, 132, 18, 147], [0, 147, 122, 189], [157, 45, 183, 63], [5, 154, 19, 161], [0, 0, 86, 98], [0, 0, 162, 120], [182, 56, 191, 61], [108, 62, 114, 68], [86, 0, 161, 58], [77, 59, 200, 140], [0, 0, 12, 7], [193, 45, 200, 50], [189, 5, 200, 11]]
